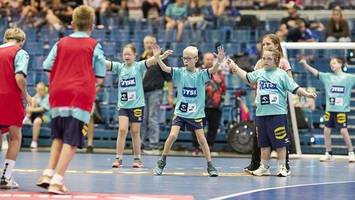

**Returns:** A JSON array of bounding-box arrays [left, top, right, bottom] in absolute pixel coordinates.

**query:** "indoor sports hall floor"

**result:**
[[0, 151, 354, 200]]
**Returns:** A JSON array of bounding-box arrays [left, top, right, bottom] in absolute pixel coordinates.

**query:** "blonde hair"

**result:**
[[3, 27, 26, 43], [263, 46, 281, 67], [72, 5, 95, 31], [123, 43, 137, 54], [183, 46, 198, 57], [261, 33, 283, 57], [143, 35, 157, 44]]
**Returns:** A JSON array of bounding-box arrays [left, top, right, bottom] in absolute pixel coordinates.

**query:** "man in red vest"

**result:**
[[36, 5, 106, 194], [0, 27, 32, 189]]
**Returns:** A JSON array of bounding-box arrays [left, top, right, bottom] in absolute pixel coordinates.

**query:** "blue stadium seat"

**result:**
[[199, 43, 216, 54], [102, 41, 117, 57], [170, 42, 188, 56], [110, 29, 129, 43], [230, 29, 252, 43], [92, 29, 107, 41], [29, 56, 45, 70], [25, 42, 44, 56]]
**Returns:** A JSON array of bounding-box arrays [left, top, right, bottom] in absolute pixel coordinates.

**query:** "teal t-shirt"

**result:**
[[111, 61, 147, 109], [0, 43, 29, 75], [247, 68, 299, 116], [172, 67, 211, 119], [34, 94, 51, 121], [319, 72, 355, 112]]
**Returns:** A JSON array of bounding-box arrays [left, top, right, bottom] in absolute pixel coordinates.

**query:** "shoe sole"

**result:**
[[252, 172, 271, 176], [0, 185, 19, 189], [277, 173, 288, 177], [132, 164, 143, 168], [244, 169, 255, 175], [48, 188, 65, 195], [209, 173, 218, 177]]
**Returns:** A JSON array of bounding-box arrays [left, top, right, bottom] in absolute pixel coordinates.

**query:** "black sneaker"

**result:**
[[153, 159, 166, 175], [243, 162, 260, 174], [86, 146, 94, 153], [207, 165, 218, 177]]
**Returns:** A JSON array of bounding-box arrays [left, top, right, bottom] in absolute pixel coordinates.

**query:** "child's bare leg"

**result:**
[[324, 127, 332, 152], [116, 116, 129, 157], [130, 122, 142, 157], [162, 126, 180, 156], [340, 128, 354, 151], [195, 129, 211, 161]]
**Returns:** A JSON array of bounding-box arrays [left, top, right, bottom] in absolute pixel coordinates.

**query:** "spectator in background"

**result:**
[[287, 19, 318, 42], [25, 82, 50, 150], [165, 0, 188, 42], [280, 1, 306, 30], [326, 6, 351, 42], [99, 0, 121, 28], [253, 0, 279, 9], [142, 0, 161, 21], [203, 52, 226, 152], [187, 0, 207, 30], [211, 0, 230, 17], [140, 35, 174, 152]]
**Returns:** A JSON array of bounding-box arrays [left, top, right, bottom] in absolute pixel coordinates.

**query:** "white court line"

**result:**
[[210, 180, 355, 200]]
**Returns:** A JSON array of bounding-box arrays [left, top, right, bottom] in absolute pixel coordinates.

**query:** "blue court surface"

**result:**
[[1, 151, 354, 200]]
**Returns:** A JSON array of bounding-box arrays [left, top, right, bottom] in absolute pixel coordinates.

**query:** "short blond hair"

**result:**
[[72, 5, 95, 31], [3, 27, 26, 43], [143, 35, 157, 44], [263, 46, 281, 67], [183, 46, 198, 57]]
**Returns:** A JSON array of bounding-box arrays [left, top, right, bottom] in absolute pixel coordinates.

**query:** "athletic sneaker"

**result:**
[[112, 158, 123, 168], [48, 183, 68, 194], [0, 176, 19, 189], [320, 152, 333, 162], [207, 165, 218, 177], [349, 152, 355, 163], [30, 141, 38, 149], [36, 175, 52, 189], [270, 151, 278, 159], [153, 159, 166, 175], [132, 158, 144, 168], [244, 162, 260, 174], [277, 165, 289, 177], [252, 164, 271, 176]]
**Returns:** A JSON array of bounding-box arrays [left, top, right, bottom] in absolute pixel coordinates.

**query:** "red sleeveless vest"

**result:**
[[49, 37, 97, 112], [0, 45, 25, 127]]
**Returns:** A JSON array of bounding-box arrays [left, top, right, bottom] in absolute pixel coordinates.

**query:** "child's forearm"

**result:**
[[295, 87, 310, 97], [15, 74, 28, 97], [303, 63, 318, 77], [155, 56, 171, 73], [232, 64, 249, 84]]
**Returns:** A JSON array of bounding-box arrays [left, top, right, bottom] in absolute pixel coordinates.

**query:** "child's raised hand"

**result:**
[[228, 58, 238, 73], [299, 57, 308, 66], [152, 44, 162, 58], [214, 45, 225, 63], [161, 50, 174, 60]]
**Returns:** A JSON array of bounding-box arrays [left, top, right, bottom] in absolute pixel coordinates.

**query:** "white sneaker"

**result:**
[[30, 141, 38, 149], [320, 152, 333, 162], [0, 176, 19, 189], [277, 165, 289, 177], [348, 152, 355, 163], [252, 164, 271, 176]]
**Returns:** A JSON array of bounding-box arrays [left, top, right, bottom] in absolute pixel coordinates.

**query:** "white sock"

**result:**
[[2, 159, 15, 179], [116, 155, 123, 160], [43, 169, 55, 177], [134, 155, 141, 159], [50, 173, 63, 185]]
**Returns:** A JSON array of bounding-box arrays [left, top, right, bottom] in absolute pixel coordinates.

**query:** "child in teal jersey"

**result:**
[[230, 47, 316, 177], [300, 57, 355, 162], [151, 44, 225, 177], [105, 44, 172, 168]]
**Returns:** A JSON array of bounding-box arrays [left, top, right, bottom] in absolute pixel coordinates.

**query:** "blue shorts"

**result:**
[[172, 116, 203, 131], [51, 116, 86, 149], [255, 115, 288, 149], [324, 111, 347, 129], [118, 107, 144, 123]]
